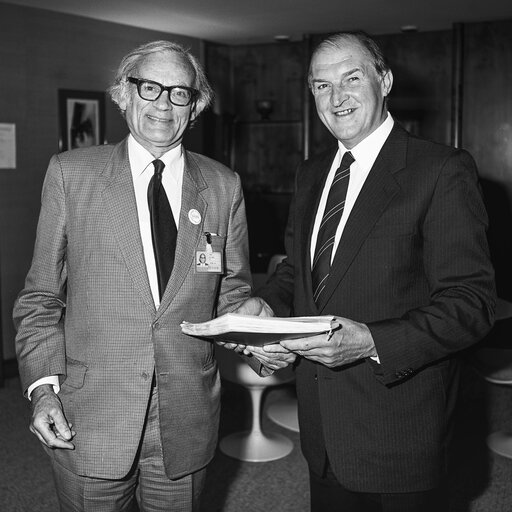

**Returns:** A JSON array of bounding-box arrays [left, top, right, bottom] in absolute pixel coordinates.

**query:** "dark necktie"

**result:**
[[311, 151, 354, 305], [148, 159, 177, 300]]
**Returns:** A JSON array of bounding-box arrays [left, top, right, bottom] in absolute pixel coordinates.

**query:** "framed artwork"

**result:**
[[58, 89, 105, 151]]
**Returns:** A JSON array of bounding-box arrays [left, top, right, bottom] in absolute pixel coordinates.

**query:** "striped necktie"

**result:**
[[148, 159, 177, 300], [311, 151, 354, 305]]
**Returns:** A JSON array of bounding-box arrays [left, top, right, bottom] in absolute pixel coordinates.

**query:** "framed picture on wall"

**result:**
[[58, 89, 105, 152]]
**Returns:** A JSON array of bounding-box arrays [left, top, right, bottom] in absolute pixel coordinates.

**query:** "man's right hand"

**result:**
[[233, 297, 275, 317], [30, 384, 75, 450], [217, 297, 275, 353]]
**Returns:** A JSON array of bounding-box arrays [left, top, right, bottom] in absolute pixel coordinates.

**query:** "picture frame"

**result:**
[[58, 89, 105, 152]]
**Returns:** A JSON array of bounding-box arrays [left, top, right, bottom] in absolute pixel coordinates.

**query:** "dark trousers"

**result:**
[[310, 459, 448, 512]]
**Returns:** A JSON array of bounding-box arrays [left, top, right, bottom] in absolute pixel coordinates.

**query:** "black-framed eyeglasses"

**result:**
[[127, 77, 198, 107]]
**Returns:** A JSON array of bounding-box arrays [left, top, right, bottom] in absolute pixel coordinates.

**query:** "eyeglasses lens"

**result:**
[[138, 81, 192, 106]]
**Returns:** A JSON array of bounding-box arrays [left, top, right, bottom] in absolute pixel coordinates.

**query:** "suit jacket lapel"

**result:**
[[101, 139, 155, 311], [157, 151, 207, 314], [316, 125, 408, 311]]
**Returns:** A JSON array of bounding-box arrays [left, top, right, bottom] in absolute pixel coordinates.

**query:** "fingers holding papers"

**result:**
[[244, 343, 297, 370], [280, 317, 377, 368]]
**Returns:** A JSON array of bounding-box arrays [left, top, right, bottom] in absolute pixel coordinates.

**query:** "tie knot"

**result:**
[[341, 151, 355, 168], [152, 159, 165, 177]]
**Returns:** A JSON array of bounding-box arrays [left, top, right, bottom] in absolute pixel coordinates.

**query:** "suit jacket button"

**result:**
[[141, 372, 150, 381], [152, 321, 160, 330]]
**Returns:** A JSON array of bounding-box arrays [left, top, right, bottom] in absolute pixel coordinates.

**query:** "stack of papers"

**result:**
[[181, 313, 336, 346]]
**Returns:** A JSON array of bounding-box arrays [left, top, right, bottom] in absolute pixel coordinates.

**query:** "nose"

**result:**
[[154, 91, 173, 109], [330, 84, 349, 107]]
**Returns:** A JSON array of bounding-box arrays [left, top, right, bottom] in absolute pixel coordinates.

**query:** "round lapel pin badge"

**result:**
[[188, 209, 201, 225]]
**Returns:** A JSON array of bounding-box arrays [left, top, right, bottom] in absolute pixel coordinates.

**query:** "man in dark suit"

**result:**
[[13, 40, 261, 511], [233, 31, 496, 511]]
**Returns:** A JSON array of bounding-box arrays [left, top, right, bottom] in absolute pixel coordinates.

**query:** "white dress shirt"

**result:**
[[28, 135, 184, 398], [128, 135, 184, 308], [309, 114, 394, 364], [310, 113, 394, 264]]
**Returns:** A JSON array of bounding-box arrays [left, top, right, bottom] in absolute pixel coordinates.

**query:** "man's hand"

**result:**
[[232, 297, 274, 317], [30, 384, 75, 450], [244, 343, 297, 374], [216, 297, 296, 374], [216, 297, 275, 354], [280, 317, 377, 368]]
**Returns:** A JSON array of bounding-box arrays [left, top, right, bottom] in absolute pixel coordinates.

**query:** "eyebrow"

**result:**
[[311, 67, 363, 84]]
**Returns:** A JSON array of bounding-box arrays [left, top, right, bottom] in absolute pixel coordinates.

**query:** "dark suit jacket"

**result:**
[[259, 123, 496, 493], [14, 138, 252, 480]]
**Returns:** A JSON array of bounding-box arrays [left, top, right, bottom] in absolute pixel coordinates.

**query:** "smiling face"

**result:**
[[310, 38, 393, 149], [119, 51, 197, 157]]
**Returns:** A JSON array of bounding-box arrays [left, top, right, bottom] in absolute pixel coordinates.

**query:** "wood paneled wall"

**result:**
[[205, 42, 305, 271], [0, 3, 204, 364], [206, 20, 512, 292], [462, 20, 512, 299]]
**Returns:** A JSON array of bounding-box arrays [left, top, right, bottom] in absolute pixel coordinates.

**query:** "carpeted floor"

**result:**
[[1, 358, 511, 512]]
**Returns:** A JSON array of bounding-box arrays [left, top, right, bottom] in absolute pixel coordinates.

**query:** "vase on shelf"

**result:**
[[255, 99, 274, 121]]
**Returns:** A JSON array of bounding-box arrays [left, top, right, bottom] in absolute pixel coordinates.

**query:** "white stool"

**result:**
[[216, 347, 294, 462], [474, 299, 512, 459], [475, 347, 512, 460], [266, 386, 300, 432], [487, 431, 512, 459]]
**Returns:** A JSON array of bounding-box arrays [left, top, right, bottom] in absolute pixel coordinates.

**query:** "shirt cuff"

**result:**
[[27, 376, 60, 400]]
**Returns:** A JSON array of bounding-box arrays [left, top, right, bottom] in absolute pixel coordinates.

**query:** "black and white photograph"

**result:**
[[1, 1, 512, 511]]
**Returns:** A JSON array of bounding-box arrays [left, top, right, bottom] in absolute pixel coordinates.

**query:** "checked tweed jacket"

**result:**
[[14, 137, 252, 480]]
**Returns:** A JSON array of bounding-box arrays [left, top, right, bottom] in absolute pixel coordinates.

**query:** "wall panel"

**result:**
[[463, 20, 512, 299]]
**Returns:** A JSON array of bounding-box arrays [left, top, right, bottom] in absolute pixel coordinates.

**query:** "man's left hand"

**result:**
[[245, 343, 297, 372], [280, 316, 377, 368], [216, 297, 274, 355]]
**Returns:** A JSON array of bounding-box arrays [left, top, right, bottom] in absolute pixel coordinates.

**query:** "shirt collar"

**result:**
[[337, 112, 394, 168], [127, 134, 183, 177]]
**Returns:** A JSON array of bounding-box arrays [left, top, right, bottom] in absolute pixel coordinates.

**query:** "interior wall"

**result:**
[[205, 42, 305, 272], [462, 19, 512, 300], [0, 2, 205, 362]]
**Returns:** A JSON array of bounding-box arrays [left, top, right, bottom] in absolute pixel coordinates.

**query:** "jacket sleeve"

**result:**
[[13, 154, 68, 395], [215, 171, 252, 315], [368, 149, 496, 385]]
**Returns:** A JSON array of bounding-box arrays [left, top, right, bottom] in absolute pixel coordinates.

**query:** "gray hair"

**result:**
[[109, 40, 213, 116], [308, 31, 390, 88]]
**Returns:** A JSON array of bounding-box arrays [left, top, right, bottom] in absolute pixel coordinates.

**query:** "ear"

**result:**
[[189, 100, 202, 123], [118, 83, 130, 112], [381, 70, 393, 98], [119, 98, 128, 112]]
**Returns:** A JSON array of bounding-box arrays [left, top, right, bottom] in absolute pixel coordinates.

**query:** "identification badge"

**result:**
[[195, 232, 223, 274]]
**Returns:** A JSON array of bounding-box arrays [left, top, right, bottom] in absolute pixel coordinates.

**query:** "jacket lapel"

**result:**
[[101, 139, 155, 311], [157, 151, 207, 315], [316, 125, 408, 311]]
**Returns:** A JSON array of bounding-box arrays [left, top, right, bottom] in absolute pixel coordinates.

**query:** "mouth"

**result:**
[[147, 114, 171, 124], [333, 108, 355, 117]]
